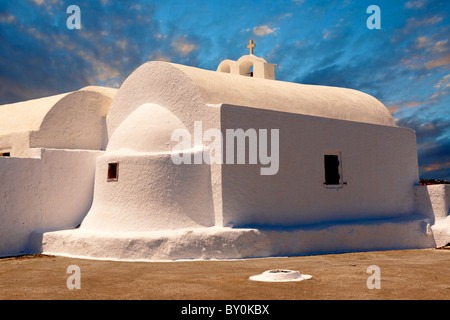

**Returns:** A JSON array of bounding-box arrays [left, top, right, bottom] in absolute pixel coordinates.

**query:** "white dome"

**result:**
[[106, 103, 187, 154]]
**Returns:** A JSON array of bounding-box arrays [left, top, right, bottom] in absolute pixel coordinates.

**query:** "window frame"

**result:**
[[107, 163, 119, 182], [323, 152, 345, 188]]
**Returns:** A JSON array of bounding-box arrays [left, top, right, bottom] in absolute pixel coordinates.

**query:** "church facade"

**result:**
[[0, 48, 448, 260]]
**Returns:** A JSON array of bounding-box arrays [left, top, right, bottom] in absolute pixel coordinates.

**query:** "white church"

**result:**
[[0, 41, 449, 261]]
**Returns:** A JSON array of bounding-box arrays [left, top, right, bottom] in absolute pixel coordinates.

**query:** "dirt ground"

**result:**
[[0, 248, 449, 301]]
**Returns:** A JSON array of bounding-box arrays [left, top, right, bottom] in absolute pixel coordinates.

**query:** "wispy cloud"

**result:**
[[29, 0, 44, 5], [431, 74, 450, 98], [0, 13, 16, 23], [390, 15, 443, 43], [253, 25, 279, 36], [422, 161, 450, 173], [405, 0, 428, 9], [171, 35, 198, 56], [425, 54, 450, 69], [434, 74, 450, 89]]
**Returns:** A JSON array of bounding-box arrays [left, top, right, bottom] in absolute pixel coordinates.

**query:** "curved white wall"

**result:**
[[30, 88, 114, 151], [0, 87, 116, 158], [106, 62, 213, 140], [107, 61, 395, 148], [80, 151, 215, 232], [173, 62, 395, 127], [107, 103, 187, 154], [0, 93, 68, 137]]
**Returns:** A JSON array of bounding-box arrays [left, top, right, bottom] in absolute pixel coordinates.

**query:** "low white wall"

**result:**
[[415, 184, 450, 246], [220, 105, 419, 227], [0, 149, 101, 256]]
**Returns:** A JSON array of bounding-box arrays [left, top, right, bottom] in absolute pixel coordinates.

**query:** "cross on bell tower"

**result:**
[[247, 40, 256, 55]]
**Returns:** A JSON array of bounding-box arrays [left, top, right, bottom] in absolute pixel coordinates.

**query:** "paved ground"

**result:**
[[0, 248, 449, 300]]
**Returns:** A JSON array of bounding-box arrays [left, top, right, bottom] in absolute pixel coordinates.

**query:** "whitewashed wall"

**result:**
[[79, 151, 215, 232], [415, 184, 450, 246], [0, 149, 101, 256], [220, 104, 419, 227]]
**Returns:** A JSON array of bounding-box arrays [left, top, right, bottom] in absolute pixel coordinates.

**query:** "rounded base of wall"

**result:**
[[28, 216, 436, 262], [432, 217, 450, 247]]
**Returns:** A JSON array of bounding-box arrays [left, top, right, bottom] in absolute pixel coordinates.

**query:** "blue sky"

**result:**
[[0, 0, 449, 179]]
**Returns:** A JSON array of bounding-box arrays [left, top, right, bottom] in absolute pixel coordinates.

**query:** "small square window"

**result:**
[[0, 153, 10, 157], [107, 163, 119, 182]]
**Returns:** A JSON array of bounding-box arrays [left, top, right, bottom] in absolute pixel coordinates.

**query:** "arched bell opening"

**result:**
[[239, 59, 254, 77]]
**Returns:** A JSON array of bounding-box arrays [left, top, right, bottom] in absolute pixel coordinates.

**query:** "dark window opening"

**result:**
[[248, 65, 254, 77], [0, 152, 10, 157], [324, 155, 340, 185], [107, 163, 119, 182]]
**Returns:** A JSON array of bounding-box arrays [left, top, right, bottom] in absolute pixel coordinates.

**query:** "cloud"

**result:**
[[434, 74, 450, 88], [253, 25, 279, 36], [0, 14, 16, 23], [431, 74, 450, 98], [393, 18, 449, 75], [29, 0, 59, 6], [387, 104, 401, 114], [386, 100, 426, 115], [76, 49, 121, 85], [149, 51, 171, 62], [406, 16, 443, 29], [404, 0, 428, 9], [0, 0, 167, 104], [391, 15, 443, 44], [26, 0, 63, 16], [29, 0, 44, 5], [418, 140, 450, 179], [397, 116, 450, 147], [116, 40, 128, 50], [408, 101, 422, 108], [425, 53, 450, 69], [397, 116, 450, 179], [415, 36, 432, 49], [171, 35, 198, 56], [414, 35, 449, 57], [422, 161, 450, 173], [433, 39, 449, 53]]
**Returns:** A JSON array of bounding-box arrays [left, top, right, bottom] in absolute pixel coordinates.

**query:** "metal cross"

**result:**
[[247, 40, 255, 55]]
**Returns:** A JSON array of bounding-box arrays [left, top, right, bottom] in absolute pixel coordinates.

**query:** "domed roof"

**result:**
[[106, 61, 396, 138], [106, 103, 187, 154], [173, 63, 396, 127], [0, 86, 117, 137], [0, 86, 117, 150]]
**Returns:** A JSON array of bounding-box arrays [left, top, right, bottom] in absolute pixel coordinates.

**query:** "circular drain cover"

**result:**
[[249, 269, 312, 282]]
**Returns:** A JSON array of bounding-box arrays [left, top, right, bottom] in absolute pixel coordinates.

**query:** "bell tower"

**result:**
[[216, 40, 276, 80]]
